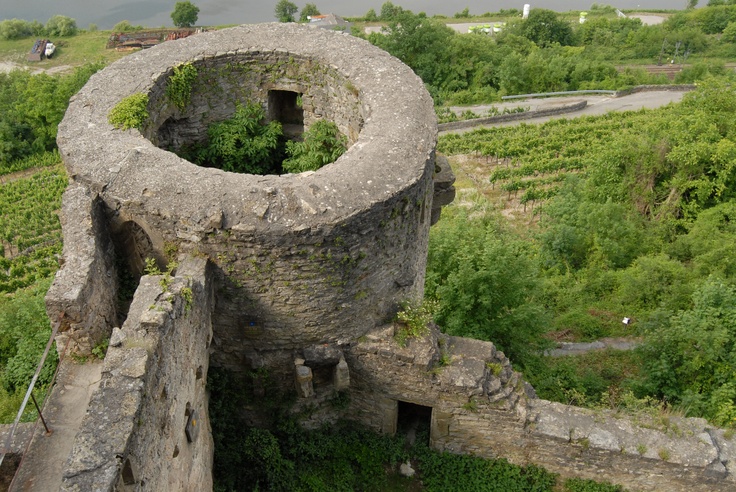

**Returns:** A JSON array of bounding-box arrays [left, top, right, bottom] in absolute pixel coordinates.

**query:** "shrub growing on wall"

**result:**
[[282, 120, 347, 173], [187, 103, 285, 174], [179, 102, 347, 175]]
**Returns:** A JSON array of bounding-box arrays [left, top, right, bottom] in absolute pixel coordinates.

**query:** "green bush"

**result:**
[[111, 20, 143, 32], [0, 19, 40, 40], [108, 93, 149, 131], [426, 208, 550, 366], [0, 63, 103, 167], [189, 102, 285, 174], [45, 15, 77, 37], [640, 278, 736, 426], [282, 120, 347, 173], [394, 299, 438, 346], [0, 280, 57, 422], [416, 443, 557, 491]]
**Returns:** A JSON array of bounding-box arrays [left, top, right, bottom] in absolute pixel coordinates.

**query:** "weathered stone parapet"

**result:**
[[45, 183, 117, 356], [346, 323, 526, 426], [523, 400, 736, 491], [431, 155, 456, 225], [60, 256, 214, 491]]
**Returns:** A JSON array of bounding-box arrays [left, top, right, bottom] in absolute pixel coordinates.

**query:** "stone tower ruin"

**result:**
[[27, 23, 735, 491]]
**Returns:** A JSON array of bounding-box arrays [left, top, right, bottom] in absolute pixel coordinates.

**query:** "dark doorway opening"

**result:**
[[111, 221, 158, 323], [268, 90, 304, 138], [397, 401, 431, 446], [311, 364, 333, 388]]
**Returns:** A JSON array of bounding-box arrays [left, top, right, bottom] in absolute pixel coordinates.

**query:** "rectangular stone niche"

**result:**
[[268, 90, 304, 138], [293, 355, 350, 398]]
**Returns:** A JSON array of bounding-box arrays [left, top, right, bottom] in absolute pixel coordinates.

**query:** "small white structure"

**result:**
[[523, 4, 531, 19], [44, 42, 56, 58], [579, 12, 587, 24]]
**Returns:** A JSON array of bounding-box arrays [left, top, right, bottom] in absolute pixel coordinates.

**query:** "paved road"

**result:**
[[444, 90, 687, 132], [365, 15, 667, 35]]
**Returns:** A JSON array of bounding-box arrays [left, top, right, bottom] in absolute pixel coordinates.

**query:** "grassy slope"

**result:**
[[0, 30, 129, 69]]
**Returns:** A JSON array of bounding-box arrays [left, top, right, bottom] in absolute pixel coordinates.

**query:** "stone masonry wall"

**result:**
[[49, 21, 726, 492], [56, 23, 437, 371], [60, 256, 214, 491], [343, 323, 736, 492], [45, 183, 118, 356], [149, 52, 364, 150]]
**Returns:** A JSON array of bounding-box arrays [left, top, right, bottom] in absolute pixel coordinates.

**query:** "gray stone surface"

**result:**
[[58, 257, 214, 491], [45, 184, 117, 356], [55, 23, 438, 371]]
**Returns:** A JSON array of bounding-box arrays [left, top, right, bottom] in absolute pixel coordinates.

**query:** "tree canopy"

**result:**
[[299, 3, 320, 22], [44, 15, 77, 37], [171, 1, 200, 28], [520, 8, 574, 47], [275, 0, 298, 22]]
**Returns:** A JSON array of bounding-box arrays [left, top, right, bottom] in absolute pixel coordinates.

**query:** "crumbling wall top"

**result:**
[[57, 23, 437, 231]]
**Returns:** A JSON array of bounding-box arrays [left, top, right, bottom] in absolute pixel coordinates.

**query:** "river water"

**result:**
[[1, 1, 685, 30]]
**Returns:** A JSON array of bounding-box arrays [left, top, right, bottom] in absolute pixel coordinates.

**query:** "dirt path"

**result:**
[[0, 61, 74, 76], [10, 359, 103, 492], [0, 167, 51, 185]]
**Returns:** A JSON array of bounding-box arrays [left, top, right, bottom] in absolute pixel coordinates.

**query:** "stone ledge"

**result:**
[[528, 399, 731, 473]]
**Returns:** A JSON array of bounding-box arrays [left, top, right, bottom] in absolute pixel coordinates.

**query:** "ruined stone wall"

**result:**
[[55, 23, 436, 373], [45, 183, 118, 355], [47, 21, 733, 492], [342, 323, 736, 492], [60, 257, 214, 491], [149, 52, 364, 150]]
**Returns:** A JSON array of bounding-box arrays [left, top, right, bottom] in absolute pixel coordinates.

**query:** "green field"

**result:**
[[0, 30, 127, 69]]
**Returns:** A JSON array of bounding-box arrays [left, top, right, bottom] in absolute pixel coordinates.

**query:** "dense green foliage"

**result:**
[[0, 280, 57, 423], [434, 79, 736, 424], [111, 20, 144, 33], [184, 102, 285, 174], [426, 209, 549, 365], [0, 15, 77, 40], [165, 62, 198, 110], [299, 3, 321, 22], [180, 102, 346, 175], [0, 19, 44, 40], [44, 15, 77, 37], [171, 1, 200, 28], [275, 0, 299, 22], [362, 4, 736, 104], [108, 93, 150, 131], [0, 63, 102, 169], [282, 120, 347, 173], [639, 279, 736, 426]]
